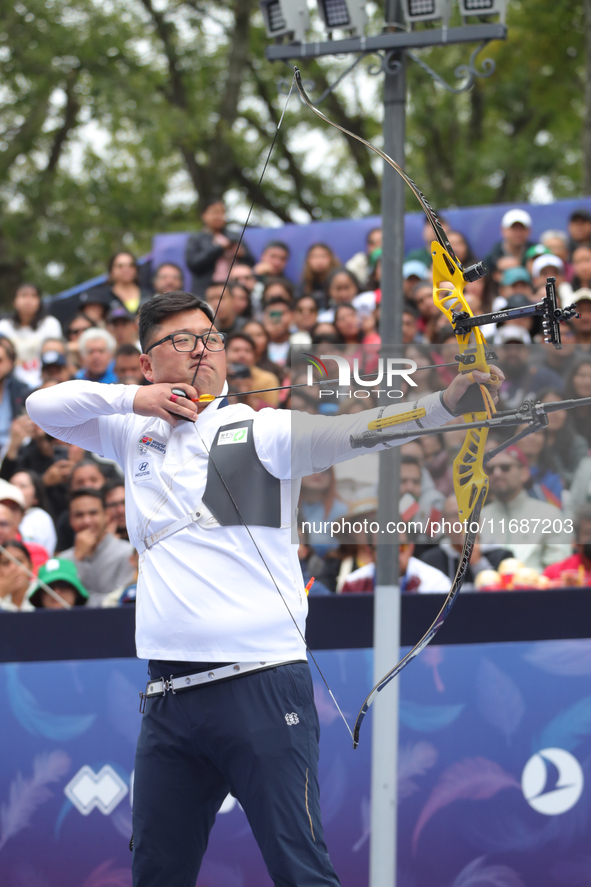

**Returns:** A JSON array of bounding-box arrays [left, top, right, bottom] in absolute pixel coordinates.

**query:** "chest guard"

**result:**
[[202, 419, 281, 528]]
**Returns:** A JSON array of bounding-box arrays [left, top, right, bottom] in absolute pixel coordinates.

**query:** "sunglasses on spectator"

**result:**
[[487, 462, 518, 474], [68, 327, 90, 338]]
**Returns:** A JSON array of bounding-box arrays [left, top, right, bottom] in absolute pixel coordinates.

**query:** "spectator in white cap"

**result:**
[[531, 253, 572, 305], [571, 288, 591, 346], [40, 350, 70, 386], [494, 324, 532, 346], [484, 208, 536, 271]]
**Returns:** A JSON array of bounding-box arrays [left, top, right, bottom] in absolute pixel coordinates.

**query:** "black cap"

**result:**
[[107, 305, 135, 323], [41, 350, 66, 368], [506, 293, 532, 311], [569, 208, 591, 223]]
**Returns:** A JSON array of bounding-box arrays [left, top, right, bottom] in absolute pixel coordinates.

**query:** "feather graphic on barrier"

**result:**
[[398, 741, 438, 801], [0, 751, 70, 850], [107, 671, 141, 744], [111, 806, 133, 840], [313, 682, 350, 726], [352, 796, 370, 852], [451, 856, 526, 887], [476, 658, 524, 744], [421, 646, 445, 692], [400, 700, 464, 732], [6, 664, 95, 740], [523, 640, 591, 676], [6, 862, 49, 887], [81, 860, 132, 887], [538, 694, 591, 752], [412, 757, 520, 853], [318, 755, 347, 824]]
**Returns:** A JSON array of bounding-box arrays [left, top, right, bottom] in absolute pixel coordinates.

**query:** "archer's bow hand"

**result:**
[[442, 364, 504, 415]]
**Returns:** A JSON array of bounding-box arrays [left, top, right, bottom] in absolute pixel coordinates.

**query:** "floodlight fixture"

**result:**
[[401, 0, 452, 26], [259, 0, 310, 43], [458, 0, 506, 23], [316, 0, 368, 35]]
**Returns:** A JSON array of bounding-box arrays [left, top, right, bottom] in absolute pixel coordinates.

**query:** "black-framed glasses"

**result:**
[[145, 331, 226, 354]]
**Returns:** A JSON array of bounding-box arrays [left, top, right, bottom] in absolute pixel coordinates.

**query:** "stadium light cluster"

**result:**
[[260, 0, 506, 42]]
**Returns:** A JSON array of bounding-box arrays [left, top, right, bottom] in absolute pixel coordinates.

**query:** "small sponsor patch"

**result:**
[[285, 712, 300, 726], [133, 459, 152, 483], [218, 427, 248, 446], [138, 435, 166, 455]]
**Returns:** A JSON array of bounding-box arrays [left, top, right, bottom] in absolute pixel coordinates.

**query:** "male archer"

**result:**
[[26, 291, 503, 887]]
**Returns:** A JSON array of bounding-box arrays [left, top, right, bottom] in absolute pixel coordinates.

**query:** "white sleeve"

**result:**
[[254, 391, 454, 480], [26, 381, 140, 464]]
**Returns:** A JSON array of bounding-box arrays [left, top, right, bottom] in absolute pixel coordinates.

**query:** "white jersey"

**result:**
[[26, 382, 453, 662]]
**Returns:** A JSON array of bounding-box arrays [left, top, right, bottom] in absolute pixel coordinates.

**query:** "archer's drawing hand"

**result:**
[[133, 383, 198, 426], [442, 364, 504, 414]]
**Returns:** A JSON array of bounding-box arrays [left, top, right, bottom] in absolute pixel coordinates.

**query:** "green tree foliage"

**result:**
[[0, 0, 586, 302], [405, 0, 585, 209]]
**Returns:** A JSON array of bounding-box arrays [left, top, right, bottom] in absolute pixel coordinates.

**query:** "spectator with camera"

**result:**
[[185, 199, 254, 297], [225, 332, 280, 409]]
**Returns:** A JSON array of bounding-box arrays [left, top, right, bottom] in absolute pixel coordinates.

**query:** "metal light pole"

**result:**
[[371, 12, 406, 881]]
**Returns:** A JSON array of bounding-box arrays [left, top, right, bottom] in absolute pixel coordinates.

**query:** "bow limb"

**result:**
[[294, 68, 483, 281], [351, 486, 486, 748]]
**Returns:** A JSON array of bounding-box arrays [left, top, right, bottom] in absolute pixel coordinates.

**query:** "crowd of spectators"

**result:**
[[2, 200, 591, 610]]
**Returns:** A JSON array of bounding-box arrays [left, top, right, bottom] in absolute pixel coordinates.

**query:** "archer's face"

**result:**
[[139, 309, 226, 396]]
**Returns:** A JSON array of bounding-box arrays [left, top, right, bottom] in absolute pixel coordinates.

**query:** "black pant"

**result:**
[[132, 660, 341, 887]]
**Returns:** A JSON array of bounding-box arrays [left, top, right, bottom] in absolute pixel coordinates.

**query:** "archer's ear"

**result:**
[[139, 353, 154, 383]]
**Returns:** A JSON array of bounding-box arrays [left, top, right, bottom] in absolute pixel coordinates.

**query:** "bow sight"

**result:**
[[451, 276, 580, 349]]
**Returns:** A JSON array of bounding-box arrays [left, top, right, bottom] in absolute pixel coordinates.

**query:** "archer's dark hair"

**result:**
[[69, 487, 106, 507], [138, 291, 214, 353]]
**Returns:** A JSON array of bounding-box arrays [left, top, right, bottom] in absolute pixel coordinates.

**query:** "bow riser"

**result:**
[[431, 242, 494, 523]]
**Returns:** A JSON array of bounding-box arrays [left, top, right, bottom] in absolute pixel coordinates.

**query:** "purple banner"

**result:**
[[2, 641, 591, 886]]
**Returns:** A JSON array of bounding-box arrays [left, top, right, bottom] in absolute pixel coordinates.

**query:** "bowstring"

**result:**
[[190, 74, 297, 391], [187, 73, 353, 739], [193, 423, 353, 740]]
